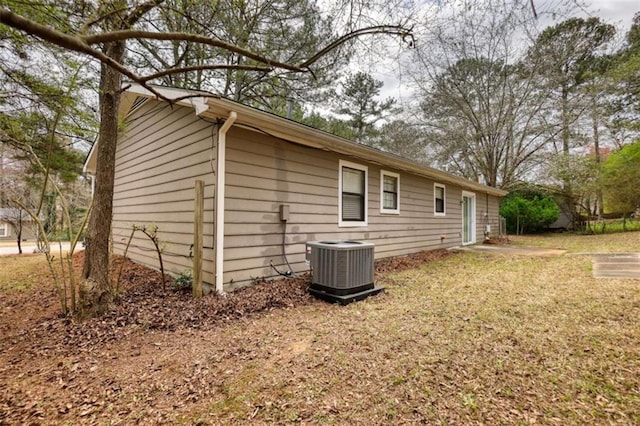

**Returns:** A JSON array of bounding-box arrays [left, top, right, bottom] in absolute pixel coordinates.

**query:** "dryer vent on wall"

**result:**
[[305, 240, 383, 305]]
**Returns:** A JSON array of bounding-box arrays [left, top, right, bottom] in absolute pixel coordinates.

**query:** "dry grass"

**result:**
[[509, 231, 640, 253], [176, 250, 638, 425], [1, 234, 639, 425], [0, 254, 50, 292]]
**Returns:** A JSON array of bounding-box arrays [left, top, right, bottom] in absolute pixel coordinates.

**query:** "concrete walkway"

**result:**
[[454, 244, 640, 279], [450, 244, 566, 257], [0, 242, 71, 256], [588, 253, 640, 279]]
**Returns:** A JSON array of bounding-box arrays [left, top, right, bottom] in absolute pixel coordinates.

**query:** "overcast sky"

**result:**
[[366, 0, 639, 106], [588, 0, 638, 28]]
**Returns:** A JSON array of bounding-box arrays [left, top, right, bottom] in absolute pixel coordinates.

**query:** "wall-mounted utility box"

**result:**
[[305, 240, 383, 304], [279, 204, 290, 222]]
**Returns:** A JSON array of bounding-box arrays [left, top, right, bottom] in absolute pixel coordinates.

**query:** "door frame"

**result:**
[[461, 191, 476, 245]]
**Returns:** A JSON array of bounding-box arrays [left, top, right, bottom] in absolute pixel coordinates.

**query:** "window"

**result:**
[[0, 222, 7, 237], [380, 170, 400, 214], [434, 183, 446, 215], [339, 160, 368, 227]]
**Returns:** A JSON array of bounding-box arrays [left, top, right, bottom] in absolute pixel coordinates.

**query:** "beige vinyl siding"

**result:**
[[477, 191, 502, 240], [0, 220, 37, 241], [112, 100, 216, 284], [0, 221, 11, 240], [111, 104, 503, 291], [222, 126, 500, 290]]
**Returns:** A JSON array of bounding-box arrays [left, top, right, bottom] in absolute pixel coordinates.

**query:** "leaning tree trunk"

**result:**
[[16, 225, 22, 255], [82, 40, 125, 316]]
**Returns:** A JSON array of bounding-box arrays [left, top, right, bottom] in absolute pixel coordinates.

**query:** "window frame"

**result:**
[[461, 190, 477, 245], [338, 160, 368, 227], [380, 170, 400, 214], [434, 183, 446, 216], [0, 222, 7, 237]]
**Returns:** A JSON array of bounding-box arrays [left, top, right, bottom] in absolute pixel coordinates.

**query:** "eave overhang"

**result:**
[[83, 83, 507, 198]]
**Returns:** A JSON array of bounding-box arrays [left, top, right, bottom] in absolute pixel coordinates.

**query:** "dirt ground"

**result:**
[[453, 244, 567, 256], [0, 250, 452, 425], [1, 234, 639, 424]]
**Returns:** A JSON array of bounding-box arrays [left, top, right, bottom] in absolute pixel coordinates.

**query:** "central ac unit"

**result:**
[[305, 240, 383, 304]]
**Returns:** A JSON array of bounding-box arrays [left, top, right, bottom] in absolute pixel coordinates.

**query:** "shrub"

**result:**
[[173, 271, 193, 293], [500, 194, 560, 234]]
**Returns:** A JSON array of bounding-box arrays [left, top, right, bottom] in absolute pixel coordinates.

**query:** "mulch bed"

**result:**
[[1, 248, 455, 424], [4, 249, 455, 358], [374, 249, 452, 276], [18, 254, 312, 354]]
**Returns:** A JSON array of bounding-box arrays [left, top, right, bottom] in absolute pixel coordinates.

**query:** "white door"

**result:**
[[462, 192, 476, 245]]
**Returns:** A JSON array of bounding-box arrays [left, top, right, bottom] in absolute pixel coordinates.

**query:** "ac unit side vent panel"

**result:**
[[306, 241, 374, 290], [306, 240, 382, 304]]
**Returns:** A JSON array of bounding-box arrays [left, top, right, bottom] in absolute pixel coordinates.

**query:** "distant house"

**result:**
[[83, 84, 507, 293], [0, 208, 35, 242]]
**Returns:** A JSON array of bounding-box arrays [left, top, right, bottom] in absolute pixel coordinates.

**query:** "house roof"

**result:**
[[0, 208, 30, 220], [84, 84, 507, 197]]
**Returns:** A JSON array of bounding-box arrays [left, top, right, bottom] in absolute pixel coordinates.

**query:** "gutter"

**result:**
[[204, 100, 507, 198], [215, 111, 237, 294]]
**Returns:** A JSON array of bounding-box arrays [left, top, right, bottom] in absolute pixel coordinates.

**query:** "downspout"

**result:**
[[215, 111, 237, 294], [484, 192, 490, 240]]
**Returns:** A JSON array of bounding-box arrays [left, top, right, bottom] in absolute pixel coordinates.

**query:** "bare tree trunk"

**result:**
[[16, 211, 22, 254], [15, 229, 22, 254], [592, 95, 604, 221], [82, 40, 125, 315], [561, 86, 576, 229]]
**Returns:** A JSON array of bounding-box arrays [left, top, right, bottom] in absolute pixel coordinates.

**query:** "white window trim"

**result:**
[[434, 183, 446, 216], [0, 222, 7, 237], [462, 191, 477, 245], [338, 160, 368, 227], [380, 170, 400, 215]]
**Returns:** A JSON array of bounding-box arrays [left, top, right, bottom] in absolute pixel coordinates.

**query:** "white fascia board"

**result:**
[[83, 85, 505, 199], [203, 98, 507, 198], [83, 84, 212, 174], [83, 138, 98, 174], [124, 83, 210, 116]]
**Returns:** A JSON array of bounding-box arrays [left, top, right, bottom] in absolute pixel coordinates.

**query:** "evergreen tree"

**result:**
[[336, 71, 395, 144]]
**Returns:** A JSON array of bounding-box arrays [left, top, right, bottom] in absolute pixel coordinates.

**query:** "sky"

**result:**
[[366, 0, 639, 106], [589, 0, 638, 27]]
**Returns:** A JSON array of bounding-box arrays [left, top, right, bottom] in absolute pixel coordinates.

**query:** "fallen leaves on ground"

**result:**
[[14, 253, 313, 353], [3, 250, 453, 361], [375, 249, 452, 276], [1, 234, 639, 425]]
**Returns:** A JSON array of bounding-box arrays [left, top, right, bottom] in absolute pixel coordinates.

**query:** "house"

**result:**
[[0, 208, 36, 242], [83, 84, 507, 293], [0, 216, 11, 241]]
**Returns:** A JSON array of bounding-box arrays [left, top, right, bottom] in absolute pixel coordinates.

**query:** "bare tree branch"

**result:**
[[299, 25, 414, 68], [0, 7, 169, 102], [82, 30, 306, 72], [2, 7, 413, 106], [141, 64, 272, 82], [123, 0, 165, 28], [530, 0, 537, 19]]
